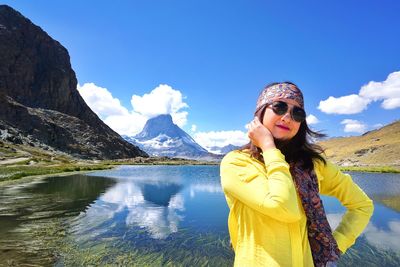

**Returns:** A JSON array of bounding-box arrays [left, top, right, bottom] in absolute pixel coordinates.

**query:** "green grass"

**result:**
[[2, 159, 398, 185], [339, 165, 400, 173], [103, 157, 219, 166], [0, 155, 219, 184], [50, 226, 234, 267], [11, 212, 400, 267], [0, 164, 113, 182]]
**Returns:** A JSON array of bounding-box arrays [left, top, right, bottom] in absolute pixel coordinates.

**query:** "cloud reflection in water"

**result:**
[[189, 183, 222, 198], [327, 213, 400, 253], [98, 180, 184, 239], [364, 220, 400, 252]]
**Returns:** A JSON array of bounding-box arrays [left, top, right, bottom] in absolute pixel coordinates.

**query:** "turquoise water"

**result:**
[[0, 165, 399, 266]]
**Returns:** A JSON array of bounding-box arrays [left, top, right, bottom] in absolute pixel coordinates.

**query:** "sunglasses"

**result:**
[[268, 101, 306, 123]]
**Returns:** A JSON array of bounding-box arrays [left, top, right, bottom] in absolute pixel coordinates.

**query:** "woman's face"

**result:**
[[262, 98, 302, 141]]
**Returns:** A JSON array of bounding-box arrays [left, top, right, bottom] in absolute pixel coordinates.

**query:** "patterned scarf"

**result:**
[[254, 82, 340, 266], [256, 82, 304, 111], [290, 161, 341, 267]]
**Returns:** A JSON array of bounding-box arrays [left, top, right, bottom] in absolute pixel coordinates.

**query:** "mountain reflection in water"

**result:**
[[141, 183, 182, 206], [95, 180, 185, 239], [0, 166, 399, 266], [0, 174, 116, 266]]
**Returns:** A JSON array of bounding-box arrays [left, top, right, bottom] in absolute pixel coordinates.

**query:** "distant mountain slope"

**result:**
[[208, 144, 241, 155], [0, 5, 147, 159], [124, 114, 219, 160], [318, 120, 400, 168]]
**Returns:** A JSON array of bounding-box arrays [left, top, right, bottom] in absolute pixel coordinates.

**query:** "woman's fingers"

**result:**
[[248, 117, 260, 130], [248, 117, 264, 143], [247, 117, 275, 150]]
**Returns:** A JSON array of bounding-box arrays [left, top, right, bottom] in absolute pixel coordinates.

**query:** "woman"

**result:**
[[220, 82, 374, 267]]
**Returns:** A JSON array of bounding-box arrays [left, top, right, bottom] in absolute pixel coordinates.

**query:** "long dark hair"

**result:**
[[241, 82, 326, 170]]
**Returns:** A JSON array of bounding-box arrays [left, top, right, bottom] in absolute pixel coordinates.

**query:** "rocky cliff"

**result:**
[[0, 5, 147, 159]]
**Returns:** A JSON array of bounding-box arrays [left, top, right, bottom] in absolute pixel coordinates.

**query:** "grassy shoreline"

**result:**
[[1, 160, 399, 186], [0, 156, 220, 185], [0, 164, 113, 186], [1, 140, 399, 185], [339, 165, 400, 173]]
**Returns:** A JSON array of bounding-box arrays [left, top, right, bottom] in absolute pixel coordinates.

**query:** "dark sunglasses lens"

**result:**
[[271, 101, 306, 122], [271, 102, 288, 115], [292, 107, 306, 122]]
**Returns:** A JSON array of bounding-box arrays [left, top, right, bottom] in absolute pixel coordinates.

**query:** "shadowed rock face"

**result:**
[[0, 5, 147, 159]]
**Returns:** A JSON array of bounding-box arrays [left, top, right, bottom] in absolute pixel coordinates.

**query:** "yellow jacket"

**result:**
[[220, 149, 374, 267]]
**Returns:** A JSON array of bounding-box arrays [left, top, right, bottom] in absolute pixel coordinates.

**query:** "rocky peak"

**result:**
[[135, 114, 186, 140], [124, 114, 220, 160], [0, 5, 91, 121], [0, 5, 147, 159]]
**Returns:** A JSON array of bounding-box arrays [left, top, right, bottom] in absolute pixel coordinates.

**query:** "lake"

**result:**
[[0, 165, 399, 266]]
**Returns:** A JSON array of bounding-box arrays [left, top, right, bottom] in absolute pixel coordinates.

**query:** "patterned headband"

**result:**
[[255, 83, 304, 111]]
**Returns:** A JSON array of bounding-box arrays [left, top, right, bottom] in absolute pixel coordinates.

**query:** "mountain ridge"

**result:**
[[0, 5, 147, 159], [318, 120, 400, 168], [125, 114, 219, 160]]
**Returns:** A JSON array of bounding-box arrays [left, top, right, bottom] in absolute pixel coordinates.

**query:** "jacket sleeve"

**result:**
[[220, 149, 301, 223], [316, 160, 374, 253]]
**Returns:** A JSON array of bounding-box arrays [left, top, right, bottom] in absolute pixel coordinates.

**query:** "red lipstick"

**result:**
[[276, 125, 290, 131]]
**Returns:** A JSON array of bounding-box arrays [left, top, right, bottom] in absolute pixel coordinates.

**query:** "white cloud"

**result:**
[[306, 114, 319, 125], [193, 130, 248, 149], [131, 84, 189, 127], [318, 94, 371, 114], [77, 83, 129, 119], [318, 71, 400, 114], [104, 113, 147, 137], [359, 71, 400, 102], [171, 111, 188, 128], [191, 124, 197, 132], [381, 98, 400, 109], [341, 119, 367, 134], [78, 83, 189, 136]]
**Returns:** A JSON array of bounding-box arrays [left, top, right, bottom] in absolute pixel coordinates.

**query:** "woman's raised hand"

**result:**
[[247, 117, 276, 151]]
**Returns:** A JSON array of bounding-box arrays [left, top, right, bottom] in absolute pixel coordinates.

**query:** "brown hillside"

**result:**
[[318, 120, 400, 168]]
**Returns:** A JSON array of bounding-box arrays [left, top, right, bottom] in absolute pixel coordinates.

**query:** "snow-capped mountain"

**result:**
[[208, 144, 242, 155], [124, 114, 220, 161]]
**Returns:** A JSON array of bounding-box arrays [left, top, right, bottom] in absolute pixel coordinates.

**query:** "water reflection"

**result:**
[[189, 183, 222, 198], [0, 167, 399, 266], [141, 183, 182, 206], [95, 180, 185, 239], [0, 174, 116, 232], [0, 174, 116, 266], [349, 171, 400, 212], [365, 220, 400, 252], [327, 213, 400, 253], [86, 165, 226, 239]]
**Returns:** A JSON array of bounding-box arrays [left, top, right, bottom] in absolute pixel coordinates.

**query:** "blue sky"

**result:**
[[3, 0, 400, 149]]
